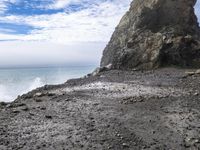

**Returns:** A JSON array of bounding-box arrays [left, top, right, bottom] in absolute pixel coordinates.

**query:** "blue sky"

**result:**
[[0, 0, 131, 67], [0, 0, 199, 67], [0, 0, 131, 42]]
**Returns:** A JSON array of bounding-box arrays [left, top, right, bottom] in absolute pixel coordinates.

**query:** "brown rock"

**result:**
[[101, 0, 200, 70]]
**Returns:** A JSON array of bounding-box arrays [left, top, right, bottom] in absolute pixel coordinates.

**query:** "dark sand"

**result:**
[[0, 68, 200, 150]]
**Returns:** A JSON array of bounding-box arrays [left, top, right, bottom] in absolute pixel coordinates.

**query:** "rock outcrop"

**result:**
[[101, 0, 200, 69]]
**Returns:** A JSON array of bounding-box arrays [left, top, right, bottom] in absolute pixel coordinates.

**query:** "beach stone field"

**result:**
[[0, 68, 200, 150]]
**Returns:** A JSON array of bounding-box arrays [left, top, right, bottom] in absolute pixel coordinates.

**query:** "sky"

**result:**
[[0, 0, 199, 67]]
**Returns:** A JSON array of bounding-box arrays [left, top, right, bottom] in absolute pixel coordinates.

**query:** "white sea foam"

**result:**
[[0, 78, 44, 102], [0, 66, 94, 102], [20, 77, 45, 95], [0, 84, 13, 102], [28, 77, 44, 92]]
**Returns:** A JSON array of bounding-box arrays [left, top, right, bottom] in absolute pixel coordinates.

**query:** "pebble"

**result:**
[[29, 112, 35, 116], [184, 137, 200, 147], [122, 143, 129, 147], [34, 92, 44, 97], [185, 71, 195, 76], [21, 107, 29, 111], [47, 92, 56, 96], [12, 110, 20, 114], [34, 98, 43, 102], [40, 107, 46, 110], [117, 133, 121, 137], [195, 69, 200, 74], [45, 115, 52, 119]]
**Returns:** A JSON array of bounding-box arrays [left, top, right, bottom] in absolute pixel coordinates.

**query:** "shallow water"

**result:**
[[0, 66, 95, 102]]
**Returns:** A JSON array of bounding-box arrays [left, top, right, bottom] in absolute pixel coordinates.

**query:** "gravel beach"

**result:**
[[0, 68, 200, 150]]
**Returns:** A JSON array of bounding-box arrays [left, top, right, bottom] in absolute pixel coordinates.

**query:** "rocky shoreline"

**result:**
[[1, 0, 200, 149], [0, 68, 200, 150]]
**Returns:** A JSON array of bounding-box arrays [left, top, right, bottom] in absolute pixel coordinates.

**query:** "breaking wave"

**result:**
[[27, 77, 44, 92], [0, 66, 94, 102], [0, 77, 44, 102], [0, 84, 13, 102]]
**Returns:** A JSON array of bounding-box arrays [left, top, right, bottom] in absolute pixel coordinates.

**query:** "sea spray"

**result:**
[[28, 77, 44, 92], [0, 66, 95, 102], [0, 84, 13, 102]]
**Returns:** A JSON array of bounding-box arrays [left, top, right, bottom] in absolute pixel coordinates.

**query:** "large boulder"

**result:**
[[101, 0, 200, 69]]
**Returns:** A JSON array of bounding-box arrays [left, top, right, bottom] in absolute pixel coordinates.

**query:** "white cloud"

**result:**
[[0, 0, 132, 44], [0, 0, 18, 14], [0, 1, 9, 14], [47, 0, 77, 9], [0, 41, 105, 67]]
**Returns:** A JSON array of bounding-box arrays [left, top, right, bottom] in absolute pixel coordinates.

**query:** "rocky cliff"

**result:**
[[101, 0, 200, 69]]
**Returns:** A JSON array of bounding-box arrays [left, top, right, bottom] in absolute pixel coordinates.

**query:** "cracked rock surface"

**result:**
[[101, 0, 200, 69]]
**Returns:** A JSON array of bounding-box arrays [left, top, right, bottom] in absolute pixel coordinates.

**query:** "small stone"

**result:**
[[184, 137, 200, 147], [29, 112, 35, 116], [195, 69, 200, 74], [116, 133, 121, 137], [40, 107, 46, 110], [194, 139, 199, 143], [16, 103, 26, 107], [184, 143, 191, 148], [21, 107, 29, 111], [6, 104, 13, 108], [34, 92, 44, 97], [45, 115, 52, 119], [12, 110, 20, 114], [185, 71, 195, 76], [133, 142, 137, 146], [122, 143, 129, 147], [142, 145, 148, 149], [35, 98, 43, 102], [47, 92, 55, 96], [181, 75, 188, 79], [80, 144, 84, 148]]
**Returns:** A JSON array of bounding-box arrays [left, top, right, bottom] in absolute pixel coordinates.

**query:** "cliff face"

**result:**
[[101, 0, 200, 69]]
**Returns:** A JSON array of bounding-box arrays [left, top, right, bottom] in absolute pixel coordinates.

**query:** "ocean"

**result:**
[[0, 66, 96, 102]]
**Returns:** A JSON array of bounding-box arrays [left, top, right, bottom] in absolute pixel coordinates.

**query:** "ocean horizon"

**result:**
[[0, 65, 96, 102]]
